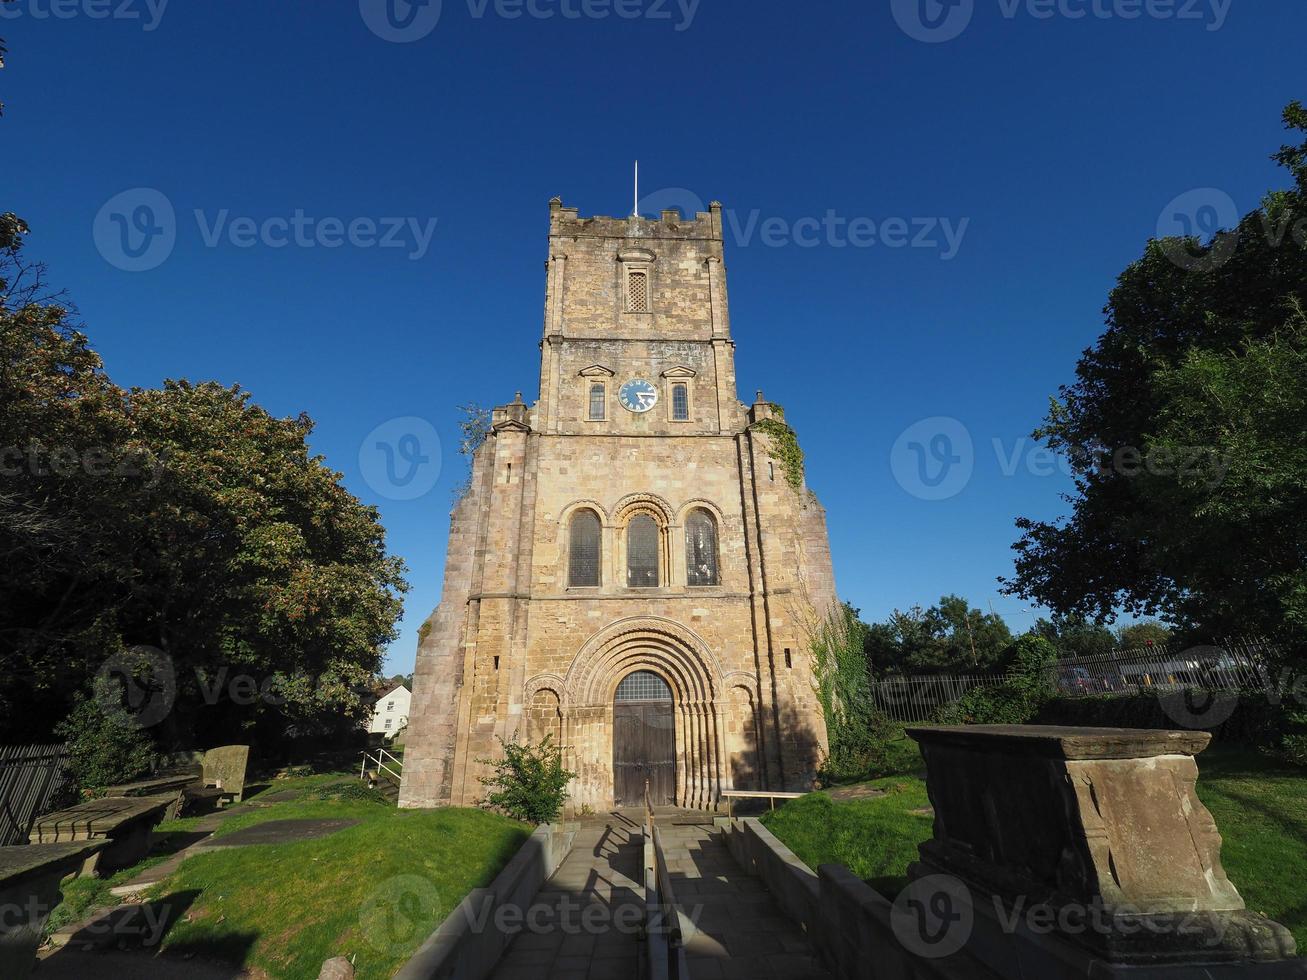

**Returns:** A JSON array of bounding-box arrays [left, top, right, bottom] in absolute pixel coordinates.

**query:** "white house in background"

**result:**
[[369, 685, 411, 737]]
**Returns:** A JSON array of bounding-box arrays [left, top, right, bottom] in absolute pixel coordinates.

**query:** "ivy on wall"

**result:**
[[753, 406, 805, 492]]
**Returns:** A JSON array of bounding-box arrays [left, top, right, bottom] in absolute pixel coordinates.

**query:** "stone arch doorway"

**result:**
[[561, 616, 727, 810], [612, 670, 676, 806]]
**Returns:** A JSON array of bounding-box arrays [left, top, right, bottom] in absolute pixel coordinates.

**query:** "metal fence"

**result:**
[[0, 742, 70, 846], [870, 638, 1282, 724], [1043, 637, 1279, 697], [871, 673, 1008, 723]]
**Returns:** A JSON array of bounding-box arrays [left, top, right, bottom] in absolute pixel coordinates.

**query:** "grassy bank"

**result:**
[[150, 785, 530, 979]]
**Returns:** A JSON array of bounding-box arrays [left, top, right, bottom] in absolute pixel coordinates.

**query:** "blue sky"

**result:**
[[3, 0, 1302, 673]]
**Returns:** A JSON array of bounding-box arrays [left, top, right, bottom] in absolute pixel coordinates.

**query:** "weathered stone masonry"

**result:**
[[400, 199, 837, 812]]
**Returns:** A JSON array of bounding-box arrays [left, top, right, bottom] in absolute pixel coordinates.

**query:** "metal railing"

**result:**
[[0, 742, 70, 846], [359, 747, 403, 786], [1043, 637, 1278, 696], [643, 779, 690, 980], [869, 637, 1283, 723], [871, 673, 1009, 723]]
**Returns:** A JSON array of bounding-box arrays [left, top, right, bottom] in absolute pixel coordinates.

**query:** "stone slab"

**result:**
[[198, 818, 359, 848], [29, 795, 175, 843], [906, 724, 1211, 759]]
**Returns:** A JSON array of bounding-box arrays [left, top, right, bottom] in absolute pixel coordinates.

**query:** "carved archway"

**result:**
[[561, 617, 728, 809]]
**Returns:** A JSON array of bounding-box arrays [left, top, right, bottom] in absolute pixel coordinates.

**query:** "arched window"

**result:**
[[627, 514, 660, 587], [568, 510, 601, 587], [615, 670, 672, 702], [685, 509, 719, 586]]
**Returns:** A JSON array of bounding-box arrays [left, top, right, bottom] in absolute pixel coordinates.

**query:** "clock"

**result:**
[[618, 378, 659, 414]]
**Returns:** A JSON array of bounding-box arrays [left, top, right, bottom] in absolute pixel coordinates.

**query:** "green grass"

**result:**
[[763, 742, 1307, 953], [149, 787, 530, 979], [1195, 747, 1307, 951], [761, 775, 932, 896]]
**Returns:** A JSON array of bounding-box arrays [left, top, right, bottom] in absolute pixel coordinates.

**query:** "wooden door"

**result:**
[[613, 701, 676, 806]]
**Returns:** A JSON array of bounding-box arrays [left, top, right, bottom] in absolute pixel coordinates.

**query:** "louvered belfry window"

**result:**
[[628, 271, 650, 313], [627, 514, 660, 587], [588, 383, 606, 420], [569, 510, 601, 587], [685, 509, 719, 586]]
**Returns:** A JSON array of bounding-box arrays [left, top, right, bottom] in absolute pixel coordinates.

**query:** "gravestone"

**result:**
[[0, 840, 106, 979], [904, 725, 1299, 976], [201, 745, 249, 803]]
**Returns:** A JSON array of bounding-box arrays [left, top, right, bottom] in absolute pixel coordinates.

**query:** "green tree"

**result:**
[[1, 217, 409, 748], [865, 596, 1013, 676], [1004, 102, 1307, 643], [1030, 614, 1116, 659], [1116, 621, 1172, 650]]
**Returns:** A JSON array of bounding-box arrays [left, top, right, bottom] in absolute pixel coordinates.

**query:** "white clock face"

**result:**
[[618, 379, 659, 414]]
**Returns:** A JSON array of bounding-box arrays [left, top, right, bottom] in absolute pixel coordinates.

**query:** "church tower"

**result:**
[[399, 198, 837, 811]]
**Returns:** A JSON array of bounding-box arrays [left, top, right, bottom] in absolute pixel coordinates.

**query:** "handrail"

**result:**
[[643, 779, 690, 980], [359, 749, 403, 785]]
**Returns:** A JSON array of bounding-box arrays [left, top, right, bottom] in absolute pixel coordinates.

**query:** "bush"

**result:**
[[54, 681, 156, 792], [937, 635, 1056, 726], [478, 735, 576, 824]]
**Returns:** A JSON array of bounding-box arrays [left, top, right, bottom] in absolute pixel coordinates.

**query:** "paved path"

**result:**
[[489, 810, 828, 980]]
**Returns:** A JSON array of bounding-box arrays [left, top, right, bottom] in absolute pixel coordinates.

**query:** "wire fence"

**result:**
[[870, 637, 1284, 724], [0, 742, 70, 846]]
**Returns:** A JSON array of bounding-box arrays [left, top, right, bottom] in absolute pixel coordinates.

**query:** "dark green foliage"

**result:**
[[1116, 621, 1172, 650], [936, 635, 1056, 725], [478, 735, 576, 824], [1, 216, 408, 749], [809, 603, 918, 783], [1031, 614, 1116, 659], [864, 595, 1014, 676], [753, 411, 805, 491], [54, 680, 156, 791], [1005, 102, 1307, 644]]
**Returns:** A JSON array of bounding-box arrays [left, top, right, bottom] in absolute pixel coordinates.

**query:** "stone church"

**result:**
[[399, 198, 838, 812]]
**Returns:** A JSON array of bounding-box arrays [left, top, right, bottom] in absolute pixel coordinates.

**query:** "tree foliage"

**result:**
[[54, 680, 157, 792], [864, 595, 1013, 676], [936, 635, 1057, 726], [1, 216, 409, 750], [1004, 102, 1307, 643]]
